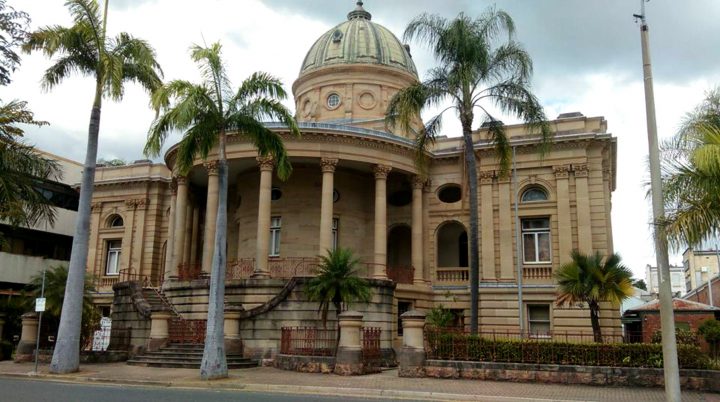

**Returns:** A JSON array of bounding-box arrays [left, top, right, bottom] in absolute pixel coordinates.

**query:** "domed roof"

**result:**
[[299, 2, 417, 77]]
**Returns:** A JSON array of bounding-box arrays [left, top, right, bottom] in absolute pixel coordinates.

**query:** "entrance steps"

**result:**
[[127, 343, 257, 369]]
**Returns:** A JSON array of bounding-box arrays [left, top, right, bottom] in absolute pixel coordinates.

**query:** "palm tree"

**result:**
[[554, 250, 633, 343], [144, 42, 299, 380], [0, 100, 60, 231], [306, 248, 372, 331], [661, 88, 720, 248], [385, 8, 550, 332], [22, 0, 163, 373]]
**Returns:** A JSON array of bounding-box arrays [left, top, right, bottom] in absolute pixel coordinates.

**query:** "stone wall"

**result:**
[[110, 282, 151, 356], [421, 360, 720, 392]]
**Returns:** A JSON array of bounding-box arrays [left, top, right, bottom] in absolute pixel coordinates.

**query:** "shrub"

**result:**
[[651, 328, 698, 345], [699, 319, 720, 357], [425, 330, 710, 369], [426, 305, 456, 329]]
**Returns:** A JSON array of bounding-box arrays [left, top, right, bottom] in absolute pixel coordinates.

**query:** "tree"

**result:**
[[23, 0, 163, 373], [144, 42, 299, 380], [661, 88, 720, 248], [699, 319, 720, 358], [385, 8, 550, 333], [0, 100, 59, 230], [306, 248, 372, 332], [632, 279, 647, 291], [554, 250, 633, 343], [0, 0, 30, 86], [27, 265, 99, 348]]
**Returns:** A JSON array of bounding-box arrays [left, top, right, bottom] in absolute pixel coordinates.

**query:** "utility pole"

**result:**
[[34, 266, 46, 374], [634, 1, 681, 400]]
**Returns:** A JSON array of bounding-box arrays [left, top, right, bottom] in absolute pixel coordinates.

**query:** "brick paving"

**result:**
[[0, 361, 718, 401]]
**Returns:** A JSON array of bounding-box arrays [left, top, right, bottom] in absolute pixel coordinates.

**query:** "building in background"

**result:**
[[645, 263, 686, 296], [0, 150, 81, 294], [683, 244, 720, 293]]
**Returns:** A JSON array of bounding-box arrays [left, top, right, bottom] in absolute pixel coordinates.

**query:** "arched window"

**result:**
[[521, 187, 548, 202], [108, 215, 124, 228], [437, 221, 468, 267]]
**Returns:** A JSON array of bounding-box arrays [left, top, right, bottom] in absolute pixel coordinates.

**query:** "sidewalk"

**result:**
[[0, 361, 718, 402]]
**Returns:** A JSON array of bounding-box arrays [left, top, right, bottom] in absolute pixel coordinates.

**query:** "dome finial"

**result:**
[[348, 1, 371, 20]]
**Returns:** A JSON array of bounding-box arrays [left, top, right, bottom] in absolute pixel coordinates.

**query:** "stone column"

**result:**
[[319, 158, 338, 255], [224, 306, 245, 354], [423, 181, 432, 282], [480, 171, 496, 280], [15, 312, 38, 362], [147, 311, 172, 351], [411, 176, 425, 285], [398, 310, 426, 377], [202, 161, 220, 273], [574, 164, 593, 253], [373, 165, 392, 279], [172, 176, 188, 276], [498, 177, 514, 279], [182, 200, 193, 267], [254, 156, 274, 278], [554, 165, 572, 264], [334, 311, 363, 376], [164, 179, 177, 283], [189, 206, 200, 265]]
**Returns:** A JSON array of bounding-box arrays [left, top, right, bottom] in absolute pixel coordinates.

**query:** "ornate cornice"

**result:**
[[373, 164, 392, 180], [320, 157, 339, 173], [256, 156, 275, 172]]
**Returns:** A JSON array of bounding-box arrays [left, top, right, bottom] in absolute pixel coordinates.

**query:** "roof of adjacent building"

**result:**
[[299, 1, 417, 76], [626, 298, 719, 312]]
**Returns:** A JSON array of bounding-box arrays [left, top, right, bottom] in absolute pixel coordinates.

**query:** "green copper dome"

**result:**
[[300, 2, 417, 76]]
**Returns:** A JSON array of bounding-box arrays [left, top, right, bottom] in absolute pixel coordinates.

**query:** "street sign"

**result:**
[[35, 297, 46, 312]]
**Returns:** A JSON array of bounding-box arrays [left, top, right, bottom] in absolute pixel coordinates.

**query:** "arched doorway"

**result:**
[[437, 221, 468, 267]]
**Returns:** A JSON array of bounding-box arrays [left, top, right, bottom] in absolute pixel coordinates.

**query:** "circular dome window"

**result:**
[[438, 185, 462, 203], [271, 187, 282, 201], [327, 93, 341, 109], [388, 189, 412, 207]]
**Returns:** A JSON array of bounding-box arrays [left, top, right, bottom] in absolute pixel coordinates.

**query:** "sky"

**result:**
[[4, 0, 720, 280]]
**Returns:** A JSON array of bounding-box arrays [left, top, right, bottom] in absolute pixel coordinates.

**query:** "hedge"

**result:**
[[425, 332, 710, 369]]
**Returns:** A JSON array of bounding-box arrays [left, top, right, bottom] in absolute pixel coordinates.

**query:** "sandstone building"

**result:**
[[85, 3, 620, 356]]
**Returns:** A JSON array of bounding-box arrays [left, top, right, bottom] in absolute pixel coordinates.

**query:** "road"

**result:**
[[0, 378, 395, 402]]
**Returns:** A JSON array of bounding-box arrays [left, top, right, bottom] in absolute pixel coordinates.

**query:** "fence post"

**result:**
[[334, 310, 363, 376], [147, 311, 172, 351], [15, 312, 39, 362], [398, 310, 426, 378], [224, 305, 245, 354]]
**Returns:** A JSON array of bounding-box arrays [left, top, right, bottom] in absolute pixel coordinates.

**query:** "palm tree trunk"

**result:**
[[50, 89, 102, 374], [589, 301, 602, 343], [463, 124, 480, 333], [201, 130, 229, 380]]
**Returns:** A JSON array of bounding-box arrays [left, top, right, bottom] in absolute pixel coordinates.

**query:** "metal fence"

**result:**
[[280, 327, 337, 356], [361, 327, 382, 364]]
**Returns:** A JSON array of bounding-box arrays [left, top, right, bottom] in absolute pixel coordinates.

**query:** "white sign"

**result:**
[[35, 298, 46, 312], [100, 317, 112, 328]]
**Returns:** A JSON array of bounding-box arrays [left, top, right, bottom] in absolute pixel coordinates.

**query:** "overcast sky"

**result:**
[[4, 0, 720, 280]]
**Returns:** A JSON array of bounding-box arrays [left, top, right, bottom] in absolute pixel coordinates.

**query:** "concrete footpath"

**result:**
[[0, 361, 718, 402]]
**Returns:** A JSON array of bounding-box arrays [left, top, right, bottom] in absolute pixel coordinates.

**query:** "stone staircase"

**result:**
[[127, 343, 258, 369]]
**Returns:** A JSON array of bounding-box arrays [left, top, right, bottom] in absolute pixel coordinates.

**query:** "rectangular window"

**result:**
[[527, 304, 551, 336], [695, 271, 703, 289], [332, 218, 339, 251], [269, 216, 281, 257], [397, 301, 412, 336], [105, 240, 122, 275], [522, 218, 551, 263]]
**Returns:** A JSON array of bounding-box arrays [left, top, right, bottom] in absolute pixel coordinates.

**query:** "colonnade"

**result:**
[[165, 157, 428, 285]]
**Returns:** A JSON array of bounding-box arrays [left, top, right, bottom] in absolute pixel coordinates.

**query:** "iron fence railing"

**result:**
[[361, 327, 382, 364], [386, 265, 414, 284], [280, 327, 337, 356]]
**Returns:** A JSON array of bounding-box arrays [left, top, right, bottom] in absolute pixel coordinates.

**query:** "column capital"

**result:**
[[573, 163, 589, 178], [175, 175, 188, 186], [553, 165, 571, 179], [204, 161, 219, 176], [169, 178, 178, 195], [412, 175, 426, 190], [256, 156, 275, 172], [91, 202, 103, 213], [373, 164, 392, 180], [125, 198, 149, 210], [320, 158, 339, 173], [479, 170, 495, 185], [423, 178, 433, 193]]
